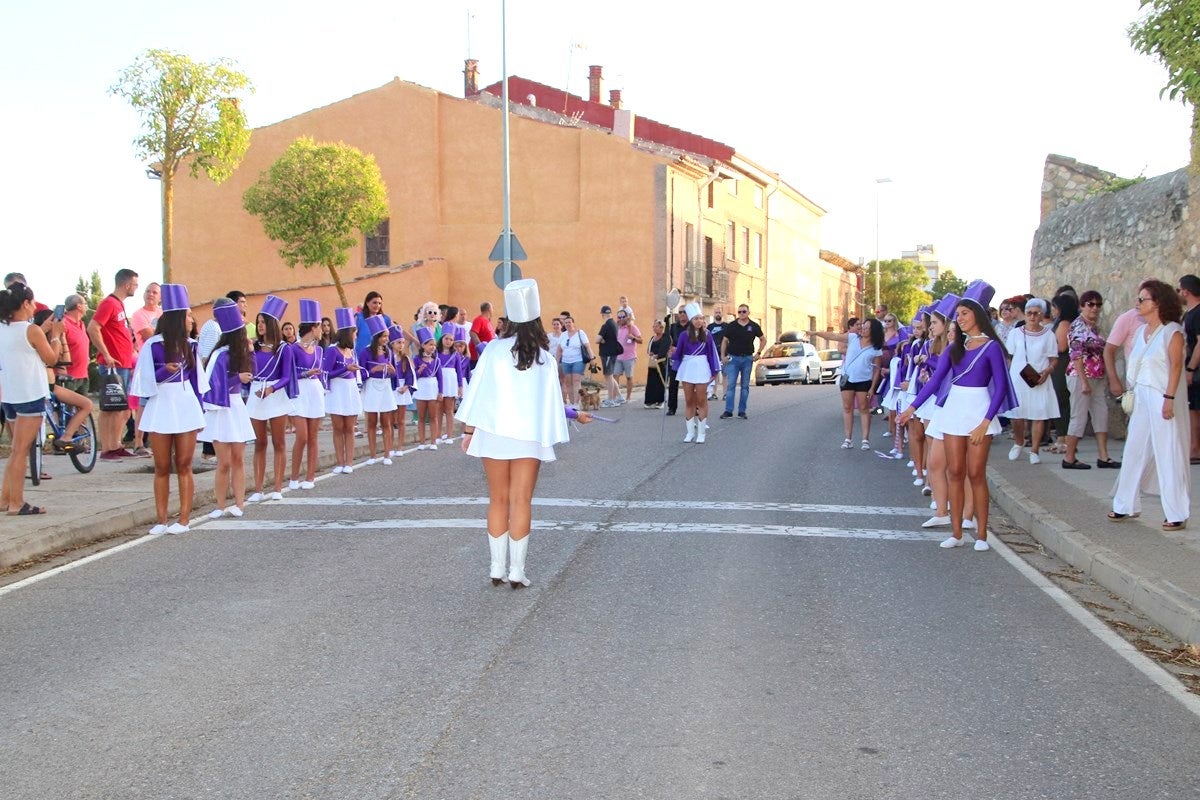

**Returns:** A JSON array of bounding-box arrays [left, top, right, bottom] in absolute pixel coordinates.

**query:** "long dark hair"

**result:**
[[319, 317, 333, 347], [949, 301, 1007, 364], [863, 318, 885, 350], [256, 314, 281, 349], [1052, 293, 1079, 326], [369, 331, 388, 359], [687, 322, 708, 343], [510, 318, 549, 371], [0, 282, 32, 324], [158, 309, 195, 370], [215, 328, 251, 375], [361, 291, 383, 317], [335, 329, 355, 350]]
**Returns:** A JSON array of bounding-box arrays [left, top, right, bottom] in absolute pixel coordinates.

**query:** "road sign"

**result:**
[[493, 263, 523, 289], [488, 230, 527, 262]]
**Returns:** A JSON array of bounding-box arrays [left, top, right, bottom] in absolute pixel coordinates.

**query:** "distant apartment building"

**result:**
[[901, 244, 941, 290]]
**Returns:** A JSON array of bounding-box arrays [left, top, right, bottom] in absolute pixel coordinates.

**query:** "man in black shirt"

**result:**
[[719, 303, 766, 419], [707, 307, 728, 401], [666, 308, 689, 415], [1179, 274, 1200, 460], [597, 305, 623, 406]]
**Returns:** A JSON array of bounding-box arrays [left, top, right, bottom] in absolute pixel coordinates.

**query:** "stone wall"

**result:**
[[1040, 154, 1115, 221]]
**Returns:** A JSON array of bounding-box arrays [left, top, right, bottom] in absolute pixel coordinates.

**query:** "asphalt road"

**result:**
[[2, 383, 1198, 799]]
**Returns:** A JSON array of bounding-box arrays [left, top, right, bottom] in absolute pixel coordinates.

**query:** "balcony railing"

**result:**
[[683, 261, 730, 303]]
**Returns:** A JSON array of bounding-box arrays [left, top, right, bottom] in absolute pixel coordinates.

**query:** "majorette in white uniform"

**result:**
[[360, 314, 399, 413], [198, 303, 256, 444], [130, 283, 208, 435], [390, 324, 415, 407], [324, 307, 364, 417], [245, 294, 292, 421], [288, 298, 327, 420]]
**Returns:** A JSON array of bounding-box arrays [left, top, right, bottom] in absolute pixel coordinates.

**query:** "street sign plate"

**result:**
[[488, 231, 527, 262], [493, 263, 523, 289]]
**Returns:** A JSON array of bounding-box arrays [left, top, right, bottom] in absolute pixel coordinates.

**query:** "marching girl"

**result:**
[[199, 303, 255, 519], [246, 296, 291, 503], [897, 315, 928, 484], [900, 281, 1018, 551], [669, 302, 721, 444], [435, 324, 463, 444], [413, 327, 442, 449], [882, 324, 915, 459], [456, 279, 592, 588], [360, 314, 398, 465], [324, 308, 363, 473], [912, 298, 955, 528], [453, 323, 473, 387], [285, 299, 326, 490], [389, 325, 415, 454], [129, 284, 208, 535]]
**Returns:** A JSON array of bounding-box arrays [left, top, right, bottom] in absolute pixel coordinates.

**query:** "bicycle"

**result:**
[[30, 392, 97, 486]]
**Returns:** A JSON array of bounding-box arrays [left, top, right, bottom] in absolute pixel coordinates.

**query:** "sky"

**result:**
[[1, 0, 1191, 309]]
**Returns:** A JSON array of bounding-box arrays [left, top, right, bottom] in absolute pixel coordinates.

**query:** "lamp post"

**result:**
[[874, 177, 892, 313]]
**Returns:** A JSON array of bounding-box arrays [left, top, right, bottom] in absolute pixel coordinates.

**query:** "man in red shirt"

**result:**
[[469, 301, 496, 369], [57, 294, 91, 396], [87, 268, 139, 460]]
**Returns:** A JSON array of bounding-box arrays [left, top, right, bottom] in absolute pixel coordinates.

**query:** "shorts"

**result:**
[[1189, 381, 1200, 412], [98, 365, 134, 410], [613, 358, 637, 378], [562, 360, 586, 375], [601, 355, 618, 376], [2, 398, 46, 421], [840, 379, 872, 393], [57, 376, 89, 395]]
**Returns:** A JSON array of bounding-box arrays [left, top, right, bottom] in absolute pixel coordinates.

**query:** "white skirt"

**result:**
[[199, 393, 256, 443], [916, 393, 941, 424], [1009, 368, 1060, 420], [466, 427, 556, 462], [363, 377, 398, 413], [676, 354, 715, 384], [413, 376, 440, 402], [139, 382, 206, 435], [292, 378, 326, 419], [441, 367, 460, 398], [246, 380, 292, 420], [326, 377, 363, 417], [395, 388, 414, 407], [924, 385, 1002, 439]]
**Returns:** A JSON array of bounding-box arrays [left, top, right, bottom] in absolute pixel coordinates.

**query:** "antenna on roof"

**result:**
[[564, 41, 586, 113], [466, 9, 477, 58]]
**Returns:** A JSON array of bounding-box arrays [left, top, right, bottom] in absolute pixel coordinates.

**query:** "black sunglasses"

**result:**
[[1084, 301, 1103, 308]]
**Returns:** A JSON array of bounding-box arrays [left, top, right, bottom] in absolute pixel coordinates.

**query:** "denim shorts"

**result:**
[[562, 360, 586, 375], [2, 398, 46, 421], [613, 358, 637, 377]]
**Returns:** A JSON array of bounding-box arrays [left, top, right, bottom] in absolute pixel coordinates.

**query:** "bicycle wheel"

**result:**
[[29, 437, 42, 486], [68, 413, 98, 473]]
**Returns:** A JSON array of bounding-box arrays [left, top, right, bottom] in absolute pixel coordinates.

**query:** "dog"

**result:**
[[578, 386, 601, 411]]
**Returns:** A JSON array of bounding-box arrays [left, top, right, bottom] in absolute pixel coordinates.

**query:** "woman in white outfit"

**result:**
[[1109, 279, 1190, 530], [1004, 298, 1059, 465], [669, 303, 721, 443], [199, 304, 255, 519], [286, 299, 326, 489], [246, 296, 291, 502]]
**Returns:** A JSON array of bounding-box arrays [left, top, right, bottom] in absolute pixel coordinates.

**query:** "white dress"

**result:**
[[1005, 326, 1060, 420], [130, 335, 208, 435]]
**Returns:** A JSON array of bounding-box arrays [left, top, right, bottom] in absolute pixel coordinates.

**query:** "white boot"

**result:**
[[696, 418, 707, 443], [684, 417, 696, 443], [507, 535, 531, 588], [488, 532, 510, 585]]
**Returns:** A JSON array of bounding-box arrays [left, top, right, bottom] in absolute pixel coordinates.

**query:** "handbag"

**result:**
[[99, 370, 128, 412], [578, 336, 593, 364], [1018, 331, 1040, 388]]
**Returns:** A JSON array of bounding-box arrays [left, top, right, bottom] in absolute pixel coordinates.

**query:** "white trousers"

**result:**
[[1112, 384, 1191, 521]]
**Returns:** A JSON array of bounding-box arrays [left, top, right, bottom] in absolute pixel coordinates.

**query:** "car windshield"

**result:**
[[818, 349, 842, 361], [766, 344, 806, 358]]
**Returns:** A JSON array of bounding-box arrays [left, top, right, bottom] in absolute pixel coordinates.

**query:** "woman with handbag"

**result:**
[[556, 315, 590, 408], [1109, 280, 1189, 530], [1004, 298, 1059, 465], [1063, 290, 1119, 470]]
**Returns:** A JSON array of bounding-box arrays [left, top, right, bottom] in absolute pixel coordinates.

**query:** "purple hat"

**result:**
[[299, 299, 321, 325], [388, 324, 405, 343], [932, 293, 960, 320], [960, 279, 996, 311], [440, 323, 457, 341], [334, 307, 354, 331], [416, 326, 436, 345], [453, 324, 468, 343], [898, 325, 913, 340], [260, 294, 288, 321], [364, 314, 388, 338], [213, 304, 243, 334], [160, 284, 189, 313]]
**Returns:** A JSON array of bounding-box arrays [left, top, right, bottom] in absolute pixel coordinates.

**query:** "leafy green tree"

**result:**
[[243, 138, 389, 307], [929, 269, 968, 299], [73, 270, 104, 326], [1129, 0, 1200, 168], [110, 49, 253, 282], [867, 259, 931, 322]]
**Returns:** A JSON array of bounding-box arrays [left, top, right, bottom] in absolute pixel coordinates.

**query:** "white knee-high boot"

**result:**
[[488, 532, 509, 584], [508, 535, 531, 587], [696, 418, 706, 443], [684, 417, 696, 442]]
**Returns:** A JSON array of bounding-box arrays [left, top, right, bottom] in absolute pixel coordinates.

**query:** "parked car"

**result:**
[[817, 349, 843, 384], [755, 341, 822, 386]]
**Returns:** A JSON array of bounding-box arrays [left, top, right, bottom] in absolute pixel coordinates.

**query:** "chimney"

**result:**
[[464, 58, 479, 97], [612, 108, 636, 143], [609, 88, 622, 109], [588, 65, 603, 103]]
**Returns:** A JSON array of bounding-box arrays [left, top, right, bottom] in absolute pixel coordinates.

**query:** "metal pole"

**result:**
[[501, 0, 512, 287], [874, 188, 880, 312]]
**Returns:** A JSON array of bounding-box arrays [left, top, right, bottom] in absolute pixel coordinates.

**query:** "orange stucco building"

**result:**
[[173, 64, 840, 342]]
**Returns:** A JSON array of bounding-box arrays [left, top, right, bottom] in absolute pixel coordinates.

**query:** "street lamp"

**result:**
[[874, 177, 892, 313]]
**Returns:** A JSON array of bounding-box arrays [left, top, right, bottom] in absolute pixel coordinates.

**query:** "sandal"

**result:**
[[1162, 520, 1188, 531], [6, 502, 46, 516], [841, 438, 852, 449], [1107, 511, 1140, 522]]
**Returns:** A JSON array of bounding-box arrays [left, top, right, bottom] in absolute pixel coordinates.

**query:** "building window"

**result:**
[[753, 232, 763, 268], [727, 221, 736, 260], [742, 227, 750, 264], [754, 186, 764, 209], [727, 178, 738, 197], [365, 219, 389, 267], [707, 183, 715, 209]]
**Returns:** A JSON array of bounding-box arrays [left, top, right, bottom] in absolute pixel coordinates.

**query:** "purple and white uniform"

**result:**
[[413, 354, 441, 401], [199, 346, 255, 443], [669, 331, 721, 384], [908, 339, 1018, 439], [360, 347, 399, 413], [246, 345, 291, 421], [131, 335, 207, 434], [286, 342, 326, 420], [324, 346, 364, 417]]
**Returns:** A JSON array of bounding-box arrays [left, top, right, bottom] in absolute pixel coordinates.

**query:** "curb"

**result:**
[[988, 471, 1200, 644]]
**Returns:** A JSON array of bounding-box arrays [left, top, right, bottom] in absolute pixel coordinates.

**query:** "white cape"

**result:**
[[130, 334, 210, 400], [456, 336, 568, 447]]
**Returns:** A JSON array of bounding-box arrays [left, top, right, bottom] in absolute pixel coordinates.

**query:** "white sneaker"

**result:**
[[166, 523, 189, 535], [907, 460, 915, 468], [1029, 452, 1041, 465], [600, 399, 615, 408], [963, 518, 977, 530], [911, 468, 919, 476], [930, 500, 938, 510], [883, 431, 892, 438], [268, 492, 284, 501], [149, 524, 169, 536], [890, 449, 903, 459], [382, 458, 393, 465], [208, 509, 226, 520], [332, 466, 345, 474], [247, 492, 264, 503], [300, 481, 315, 490], [922, 486, 932, 496], [343, 465, 354, 473], [841, 438, 852, 449], [861, 440, 870, 450], [913, 477, 925, 486], [428, 444, 438, 451], [417, 444, 427, 451], [974, 539, 991, 552], [364, 458, 377, 466], [228, 506, 244, 518], [288, 480, 301, 490], [1008, 444, 1022, 461], [939, 536, 966, 548], [922, 515, 951, 528]]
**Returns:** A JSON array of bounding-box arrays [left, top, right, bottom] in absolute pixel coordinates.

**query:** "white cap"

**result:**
[[504, 278, 541, 323], [684, 302, 703, 321]]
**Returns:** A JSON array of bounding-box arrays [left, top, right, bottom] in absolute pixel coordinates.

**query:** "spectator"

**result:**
[[1179, 274, 1200, 463], [1004, 298, 1059, 465], [614, 309, 642, 404], [35, 309, 93, 452], [416, 301, 442, 343], [1104, 301, 1145, 398], [3, 272, 49, 312], [810, 319, 884, 449], [470, 301, 496, 368], [58, 294, 91, 397], [1049, 293, 1079, 452], [225, 289, 255, 340], [597, 305, 622, 406], [1110, 280, 1189, 530], [1063, 290, 1119, 469], [549, 316, 569, 403], [707, 307, 728, 400], [618, 295, 634, 320], [874, 303, 889, 321], [88, 268, 139, 460], [719, 303, 767, 419], [319, 316, 334, 348], [0, 282, 57, 515], [643, 319, 670, 409], [994, 296, 1025, 343], [557, 315, 589, 407], [128, 281, 163, 457], [666, 308, 688, 415], [355, 291, 393, 354], [281, 321, 297, 345]]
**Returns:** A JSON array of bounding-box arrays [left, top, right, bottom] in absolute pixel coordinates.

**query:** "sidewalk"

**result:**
[[988, 434, 1200, 644]]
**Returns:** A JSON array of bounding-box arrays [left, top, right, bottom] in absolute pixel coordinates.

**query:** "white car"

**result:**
[[755, 341, 822, 386], [817, 349, 843, 384]]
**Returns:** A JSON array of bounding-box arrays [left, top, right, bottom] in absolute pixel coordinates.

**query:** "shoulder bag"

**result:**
[[1121, 325, 1166, 415], [577, 335, 593, 364], [1019, 331, 1040, 388]]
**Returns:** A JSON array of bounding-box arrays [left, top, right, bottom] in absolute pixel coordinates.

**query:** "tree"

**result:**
[[243, 137, 389, 307], [110, 49, 253, 283], [867, 259, 931, 322], [73, 270, 104, 326], [1129, 0, 1200, 168], [929, 269, 968, 299]]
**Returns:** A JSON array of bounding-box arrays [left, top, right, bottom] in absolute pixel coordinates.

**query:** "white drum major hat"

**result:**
[[504, 279, 541, 323], [684, 302, 703, 321]]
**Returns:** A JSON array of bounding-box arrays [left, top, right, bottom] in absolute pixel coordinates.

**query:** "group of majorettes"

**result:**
[[127, 290, 475, 535]]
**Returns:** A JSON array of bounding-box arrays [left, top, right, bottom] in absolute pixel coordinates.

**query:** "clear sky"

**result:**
[[1, 0, 1190, 308]]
